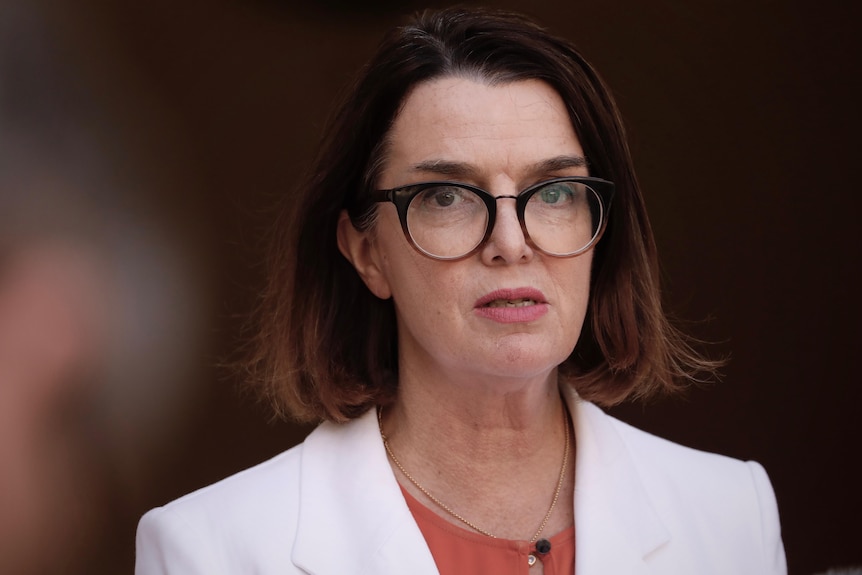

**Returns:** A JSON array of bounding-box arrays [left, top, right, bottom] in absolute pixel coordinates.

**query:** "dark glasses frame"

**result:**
[[364, 176, 615, 260]]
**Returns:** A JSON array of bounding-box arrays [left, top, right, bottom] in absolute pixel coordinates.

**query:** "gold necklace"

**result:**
[[378, 406, 570, 545]]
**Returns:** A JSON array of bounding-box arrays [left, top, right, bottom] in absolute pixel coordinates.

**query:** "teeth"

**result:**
[[487, 298, 536, 308]]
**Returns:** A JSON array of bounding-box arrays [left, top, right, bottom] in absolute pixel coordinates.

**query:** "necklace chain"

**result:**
[[378, 406, 570, 542]]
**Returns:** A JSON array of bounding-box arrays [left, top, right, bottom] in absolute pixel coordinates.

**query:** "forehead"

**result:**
[[382, 76, 584, 183]]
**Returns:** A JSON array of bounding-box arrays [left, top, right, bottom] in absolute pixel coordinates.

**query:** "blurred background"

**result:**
[[0, 0, 858, 573]]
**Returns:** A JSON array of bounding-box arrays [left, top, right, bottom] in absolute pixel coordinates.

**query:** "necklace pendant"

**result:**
[[527, 554, 537, 567]]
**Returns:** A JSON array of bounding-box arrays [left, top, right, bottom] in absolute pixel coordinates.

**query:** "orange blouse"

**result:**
[[401, 486, 575, 574]]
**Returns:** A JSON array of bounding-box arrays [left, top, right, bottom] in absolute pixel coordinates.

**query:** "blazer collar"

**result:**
[[293, 393, 670, 575], [564, 389, 670, 572], [292, 409, 439, 575]]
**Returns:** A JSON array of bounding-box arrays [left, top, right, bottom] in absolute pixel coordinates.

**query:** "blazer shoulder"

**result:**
[[604, 413, 786, 574], [607, 414, 769, 498], [136, 442, 307, 575], [159, 440, 305, 517], [609, 415, 745, 466]]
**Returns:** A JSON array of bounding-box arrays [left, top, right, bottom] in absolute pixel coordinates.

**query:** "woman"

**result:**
[[136, 7, 786, 574]]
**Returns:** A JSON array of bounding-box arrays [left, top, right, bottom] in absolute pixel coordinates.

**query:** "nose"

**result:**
[[480, 195, 534, 265]]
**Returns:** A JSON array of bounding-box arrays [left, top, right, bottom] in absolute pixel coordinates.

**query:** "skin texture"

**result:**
[[338, 77, 591, 557]]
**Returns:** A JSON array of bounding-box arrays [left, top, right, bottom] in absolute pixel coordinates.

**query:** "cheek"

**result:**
[[558, 256, 593, 327], [376, 229, 434, 304], [377, 246, 469, 334], [384, 255, 458, 315]]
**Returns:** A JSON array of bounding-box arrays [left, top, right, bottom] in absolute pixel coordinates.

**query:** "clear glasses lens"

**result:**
[[406, 185, 490, 258], [404, 181, 603, 259], [523, 181, 602, 256]]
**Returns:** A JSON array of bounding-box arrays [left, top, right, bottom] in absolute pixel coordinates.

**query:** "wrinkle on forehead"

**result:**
[[381, 77, 583, 190]]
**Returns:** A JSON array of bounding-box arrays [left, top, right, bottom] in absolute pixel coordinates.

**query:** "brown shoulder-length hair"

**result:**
[[244, 6, 718, 423]]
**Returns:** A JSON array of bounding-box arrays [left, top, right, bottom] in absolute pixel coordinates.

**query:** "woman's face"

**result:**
[[340, 76, 593, 389]]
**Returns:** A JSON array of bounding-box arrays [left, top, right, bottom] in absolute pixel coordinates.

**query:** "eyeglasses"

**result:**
[[366, 176, 615, 260]]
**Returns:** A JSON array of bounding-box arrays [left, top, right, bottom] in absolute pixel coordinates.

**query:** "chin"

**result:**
[[471, 348, 564, 382]]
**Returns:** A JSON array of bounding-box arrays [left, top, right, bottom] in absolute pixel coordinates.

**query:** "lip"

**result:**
[[473, 287, 549, 324], [474, 287, 548, 308]]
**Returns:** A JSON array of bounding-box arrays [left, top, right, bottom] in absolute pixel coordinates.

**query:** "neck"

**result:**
[[379, 370, 575, 541], [390, 360, 564, 451]]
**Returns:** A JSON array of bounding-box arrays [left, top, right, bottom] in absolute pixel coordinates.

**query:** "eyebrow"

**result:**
[[409, 154, 588, 179], [533, 155, 588, 173]]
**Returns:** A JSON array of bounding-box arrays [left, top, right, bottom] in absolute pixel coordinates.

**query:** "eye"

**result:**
[[415, 185, 476, 210], [536, 183, 575, 205], [429, 188, 458, 207]]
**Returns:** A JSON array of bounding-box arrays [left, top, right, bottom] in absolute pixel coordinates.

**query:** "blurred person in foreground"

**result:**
[[1, 2, 204, 571], [0, 240, 110, 575], [136, 7, 786, 574]]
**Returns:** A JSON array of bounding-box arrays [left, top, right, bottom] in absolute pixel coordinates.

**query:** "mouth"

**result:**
[[485, 298, 538, 308], [474, 288, 547, 309]]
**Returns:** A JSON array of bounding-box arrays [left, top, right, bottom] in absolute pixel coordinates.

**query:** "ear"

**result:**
[[337, 210, 392, 300]]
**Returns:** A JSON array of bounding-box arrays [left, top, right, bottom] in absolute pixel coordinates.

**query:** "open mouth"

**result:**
[[485, 298, 538, 308], [475, 288, 547, 309]]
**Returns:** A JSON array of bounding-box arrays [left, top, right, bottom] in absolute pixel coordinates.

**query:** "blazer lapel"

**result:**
[[566, 392, 670, 574], [291, 409, 439, 575], [293, 395, 668, 575]]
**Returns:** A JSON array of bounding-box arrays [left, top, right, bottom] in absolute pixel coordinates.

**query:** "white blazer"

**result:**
[[135, 390, 787, 574]]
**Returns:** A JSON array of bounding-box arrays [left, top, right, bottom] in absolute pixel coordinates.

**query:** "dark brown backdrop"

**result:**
[[27, 0, 862, 573]]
